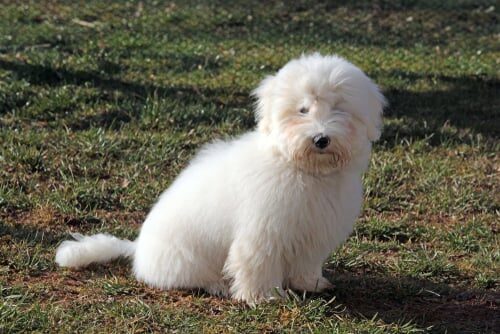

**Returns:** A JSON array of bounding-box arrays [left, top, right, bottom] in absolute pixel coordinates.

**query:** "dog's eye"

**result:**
[[299, 107, 308, 114]]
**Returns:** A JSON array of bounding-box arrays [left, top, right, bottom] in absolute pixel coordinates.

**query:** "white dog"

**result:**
[[56, 53, 385, 304]]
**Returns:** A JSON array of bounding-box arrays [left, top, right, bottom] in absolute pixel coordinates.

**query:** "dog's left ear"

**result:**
[[362, 84, 386, 141], [252, 75, 275, 134], [337, 75, 386, 142]]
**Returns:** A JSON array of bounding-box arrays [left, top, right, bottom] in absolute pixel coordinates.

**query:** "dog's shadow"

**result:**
[[174, 268, 498, 333], [317, 269, 499, 333]]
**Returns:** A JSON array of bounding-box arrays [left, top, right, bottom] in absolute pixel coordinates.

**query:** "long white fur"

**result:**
[[55, 53, 385, 304], [55, 233, 135, 268]]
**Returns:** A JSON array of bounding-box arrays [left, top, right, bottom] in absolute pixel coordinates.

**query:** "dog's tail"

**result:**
[[55, 233, 136, 268]]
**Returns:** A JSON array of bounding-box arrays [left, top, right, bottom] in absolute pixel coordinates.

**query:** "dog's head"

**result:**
[[253, 53, 385, 174]]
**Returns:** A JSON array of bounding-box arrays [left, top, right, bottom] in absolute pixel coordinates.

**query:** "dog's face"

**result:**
[[253, 54, 385, 174]]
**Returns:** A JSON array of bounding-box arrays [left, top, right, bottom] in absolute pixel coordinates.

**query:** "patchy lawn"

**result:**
[[0, 1, 498, 333]]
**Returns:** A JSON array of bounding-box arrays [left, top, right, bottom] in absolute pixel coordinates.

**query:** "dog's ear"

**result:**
[[335, 72, 386, 142], [362, 84, 386, 141], [252, 75, 275, 134]]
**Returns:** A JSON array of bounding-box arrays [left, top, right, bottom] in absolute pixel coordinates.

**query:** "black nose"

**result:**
[[313, 134, 330, 149]]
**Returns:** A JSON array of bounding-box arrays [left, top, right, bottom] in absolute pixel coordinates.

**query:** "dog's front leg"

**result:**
[[224, 235, 285, 305]]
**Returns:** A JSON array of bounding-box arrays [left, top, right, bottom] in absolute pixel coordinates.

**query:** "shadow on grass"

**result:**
[[148, 1, 497, 49], [322, 270, 499, 333], [320, 0, 497, 10], [0, 59, 253, 129], [0, 58, 246, 105], [0, 214, 107, 247], [1, 59, 498, 143], [381, 70, 500, 145], [0, 220, 61, 247]]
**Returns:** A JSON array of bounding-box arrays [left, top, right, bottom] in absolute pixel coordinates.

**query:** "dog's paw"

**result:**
[[289, 275, 334, 293], [231, 286, 285, 306], [205, 280, 230, 297], [315, 276, 334, 291]]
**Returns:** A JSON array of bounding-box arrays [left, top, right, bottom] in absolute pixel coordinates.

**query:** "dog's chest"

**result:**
[[281, 172, 363, 250]]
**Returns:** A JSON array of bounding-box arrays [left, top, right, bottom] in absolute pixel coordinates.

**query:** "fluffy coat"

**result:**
[[56, 53, 385, 304]]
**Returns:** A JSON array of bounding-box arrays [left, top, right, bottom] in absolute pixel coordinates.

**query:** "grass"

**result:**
[[0, 0, 498, 333]]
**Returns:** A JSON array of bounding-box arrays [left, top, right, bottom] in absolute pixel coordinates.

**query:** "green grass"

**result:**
[[0, 0, 498, 333]]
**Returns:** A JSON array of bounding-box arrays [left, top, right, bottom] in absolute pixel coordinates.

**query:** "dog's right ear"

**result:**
[[252, 75, 275, 134]]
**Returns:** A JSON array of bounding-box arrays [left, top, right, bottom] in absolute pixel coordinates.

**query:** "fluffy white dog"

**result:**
[[56, 53, 385, 304]]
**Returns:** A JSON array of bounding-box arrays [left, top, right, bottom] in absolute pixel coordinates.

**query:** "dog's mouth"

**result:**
[[314, 150, 331, 155], [291, 141, 352, 175]]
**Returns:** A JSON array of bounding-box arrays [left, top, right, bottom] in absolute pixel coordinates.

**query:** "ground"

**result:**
[[0, 1, 498, 333]]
